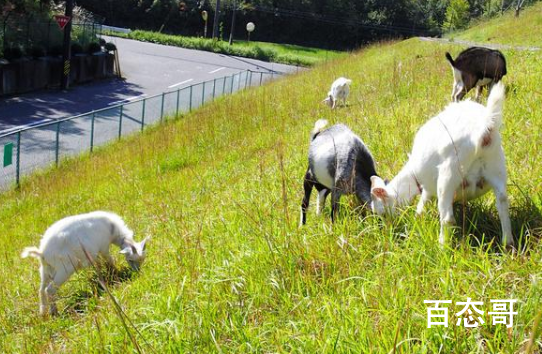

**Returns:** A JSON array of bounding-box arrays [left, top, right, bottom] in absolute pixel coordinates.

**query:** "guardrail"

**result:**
[[0, 69, 279, 191]]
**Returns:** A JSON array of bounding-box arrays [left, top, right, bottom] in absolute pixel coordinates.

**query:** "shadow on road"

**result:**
[[0, 78, 145, 131]]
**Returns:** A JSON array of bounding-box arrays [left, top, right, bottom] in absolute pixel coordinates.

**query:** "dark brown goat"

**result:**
[[445, 47, 507, 102]]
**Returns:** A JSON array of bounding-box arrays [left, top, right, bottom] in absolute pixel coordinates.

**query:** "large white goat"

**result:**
[[369, 83, 512, 247], [21, 211, 149, 316], [323, 77, 352, 109]]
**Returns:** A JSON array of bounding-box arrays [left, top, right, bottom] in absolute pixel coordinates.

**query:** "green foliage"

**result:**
[[29, 45, 46, 58], [71, 42, 83, 55], [87, 42, 102, 54], [2, 5, 542, 353], [451, 1, 542, 46], [3, 46, 23, 60], [107, 29, 344, 66], [104, 42, 117, 52], [444, 0, 471, 31]]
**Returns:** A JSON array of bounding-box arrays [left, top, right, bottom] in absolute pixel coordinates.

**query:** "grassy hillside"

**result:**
[[2, 7, 542, 354], [450, 1, 542, 47]]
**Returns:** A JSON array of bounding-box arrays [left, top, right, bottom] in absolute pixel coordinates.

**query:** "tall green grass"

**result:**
[[1, 8, 542, 353], [106, 30, 345, 66]]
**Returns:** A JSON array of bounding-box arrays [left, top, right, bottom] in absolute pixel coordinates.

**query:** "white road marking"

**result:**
[[208, 67, 225, 74], [168, 79, 193, 89], [108, 94, 147, 106]]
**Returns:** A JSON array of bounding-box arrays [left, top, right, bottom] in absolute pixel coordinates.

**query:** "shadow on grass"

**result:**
[[455, 195, 542, 251], [63, 265, 138, 315]]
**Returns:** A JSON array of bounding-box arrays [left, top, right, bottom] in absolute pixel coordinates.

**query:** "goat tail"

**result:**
[[310, 119, 329, 141], [21, 246, 42, 259], [445, 52, 455, 67], [485, 82, 505, 130]]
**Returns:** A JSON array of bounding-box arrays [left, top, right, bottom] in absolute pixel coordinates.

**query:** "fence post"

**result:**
[[160, 92, 165, 122], [230, 74, 234, 93], [90, 111, 95, 152], [244, 71, 249, 88], [222, 77, 226, 95], [15, 131, 21, 188], [141, 99, 146, 131], [212, 78, 216, 100], [118, 105, 123, 139], [202, 82, 206, 105], [259, 72, 263, 86], [176, 88, 180, 116], [55, 121, 61, 167], [189, 85, 193, 112]]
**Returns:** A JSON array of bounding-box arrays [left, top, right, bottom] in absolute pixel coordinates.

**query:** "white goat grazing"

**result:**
[[370, 83, 512, 247], [21, 211, 149, 316], [323, 77, 352, 109]]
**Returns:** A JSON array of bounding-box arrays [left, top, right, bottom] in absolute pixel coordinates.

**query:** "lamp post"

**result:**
[[202, 10, 208, 37], [246, 22, 255, 42]]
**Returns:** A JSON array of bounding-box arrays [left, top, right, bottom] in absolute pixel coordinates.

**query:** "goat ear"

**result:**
[[120, 246, 133, 255], [371, 187, 388, 199], [141, 236, 150, 250], [370, 176, 386, 188]]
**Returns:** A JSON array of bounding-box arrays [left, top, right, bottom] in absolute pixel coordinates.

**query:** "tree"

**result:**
[[443, 0, 470, 31]]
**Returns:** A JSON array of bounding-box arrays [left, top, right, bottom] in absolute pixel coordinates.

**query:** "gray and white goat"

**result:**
[[300, 119, 379, 224], [445, 47, 507, 102], [323, 77, 352, 109], [21, 211, 150, 316]]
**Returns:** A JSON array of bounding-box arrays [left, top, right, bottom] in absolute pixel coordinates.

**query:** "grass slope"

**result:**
[[107, 29, 345, 66], [449, 1, 542, 47], [2, 9, 542, 354]]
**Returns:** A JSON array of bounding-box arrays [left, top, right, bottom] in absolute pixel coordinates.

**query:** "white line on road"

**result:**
[[108, 94, 147, 106], [208, 67, 225, 74], [168, 79, 193, 89]]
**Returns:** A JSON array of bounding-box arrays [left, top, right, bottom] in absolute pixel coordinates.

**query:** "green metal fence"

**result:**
[[0, 69, 279, 190]]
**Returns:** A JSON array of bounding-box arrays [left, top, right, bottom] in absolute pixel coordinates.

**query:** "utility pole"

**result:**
[[228, 0, 236, 45], [212, 0, 221, 39], [60, 0, 74, 90]]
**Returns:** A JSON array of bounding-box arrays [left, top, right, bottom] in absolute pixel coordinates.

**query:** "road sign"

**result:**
[[3, 143, 13, 167], [54, 15, 71, 30]]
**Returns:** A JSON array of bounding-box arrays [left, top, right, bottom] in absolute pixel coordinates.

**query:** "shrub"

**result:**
[[30, 46, 46, 58], [50, 45, 63, 57], [71, 43, 84, 55], [4, 46, 23, 61], [104, 42, 117, 52], [87, 42, 102, 54]]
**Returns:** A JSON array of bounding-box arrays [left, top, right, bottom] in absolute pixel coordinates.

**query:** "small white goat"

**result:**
[[370, 83, 512, 247], [323, 77, 352, 109], [21, 211, 149, 316]]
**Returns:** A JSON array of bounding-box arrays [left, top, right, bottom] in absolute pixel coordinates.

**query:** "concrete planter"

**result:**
[[0, 52, 118, 96]]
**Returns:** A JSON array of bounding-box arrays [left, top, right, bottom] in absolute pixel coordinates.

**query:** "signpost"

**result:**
[[60, 0, 74, 90], [246, 22, 255, 41]]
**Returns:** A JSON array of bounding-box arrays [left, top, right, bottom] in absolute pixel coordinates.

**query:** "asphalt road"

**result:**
[[0, 35, 299, 133]]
